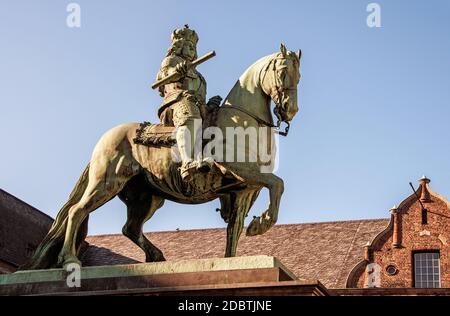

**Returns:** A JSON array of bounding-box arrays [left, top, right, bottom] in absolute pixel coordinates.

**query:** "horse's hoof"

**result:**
[[246, 214, 274, 236], [246, 217, 261, 236], [146, 252, 166, 262], [58, 254, 82, 269]]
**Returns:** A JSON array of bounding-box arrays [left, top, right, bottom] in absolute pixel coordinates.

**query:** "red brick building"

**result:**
[[347, 177, 449, 289], [1, 177, 449, 295]]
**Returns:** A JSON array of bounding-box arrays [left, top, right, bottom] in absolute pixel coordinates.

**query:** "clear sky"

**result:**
[[1, 0, 450, 235]]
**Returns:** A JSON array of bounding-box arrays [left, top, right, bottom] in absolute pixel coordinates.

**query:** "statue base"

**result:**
[[0, 256, 328, 296]]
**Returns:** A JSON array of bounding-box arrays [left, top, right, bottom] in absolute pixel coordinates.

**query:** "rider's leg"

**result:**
[[174, 101, 212, 181], [176, 122, 195, 181]]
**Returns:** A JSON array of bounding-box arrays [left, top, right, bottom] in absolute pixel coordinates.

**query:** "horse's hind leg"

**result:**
[[118, 178, 165, 262], [58, 172, 134, 267], [122, 196, 166, 262], [58, 188, 118, 266]]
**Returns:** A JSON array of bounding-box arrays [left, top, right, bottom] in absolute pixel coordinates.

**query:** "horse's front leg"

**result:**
[[224, 189, 261, 257], [245, 173, 284, 236], [219, 161, 284, 236]]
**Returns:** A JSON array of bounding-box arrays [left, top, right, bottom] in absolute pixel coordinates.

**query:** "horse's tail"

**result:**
[[20, 164, 91, 270]]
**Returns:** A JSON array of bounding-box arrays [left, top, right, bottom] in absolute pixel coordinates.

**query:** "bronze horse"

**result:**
[[23, 44, 302, 269]]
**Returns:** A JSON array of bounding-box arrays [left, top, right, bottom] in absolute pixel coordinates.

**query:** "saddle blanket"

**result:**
[[133, 122, 176, 147]]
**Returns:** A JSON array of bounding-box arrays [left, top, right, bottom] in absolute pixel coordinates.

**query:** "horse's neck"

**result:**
[[223, 58, 272, 124]]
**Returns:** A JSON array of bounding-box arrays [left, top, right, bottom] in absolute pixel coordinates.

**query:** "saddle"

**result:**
[[134, 105, 219, 147], [133, 122, 176, 147]]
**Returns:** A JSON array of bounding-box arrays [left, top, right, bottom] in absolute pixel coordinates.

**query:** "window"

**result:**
[[414, 252, 441, 288], [386, 265, 398, 276], [422, 208, 428, 225]]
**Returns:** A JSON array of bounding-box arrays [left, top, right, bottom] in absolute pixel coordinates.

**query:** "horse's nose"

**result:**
[[284, 112, 295, 122], [283, 104, 298, 122]]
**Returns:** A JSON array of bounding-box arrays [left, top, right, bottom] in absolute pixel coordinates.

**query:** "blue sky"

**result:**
[[1, 0, 450, 235]]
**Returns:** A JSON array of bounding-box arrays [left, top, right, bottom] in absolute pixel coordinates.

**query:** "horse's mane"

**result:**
[[220, 53, 278, 104], [221, 50, 299, 117], [238, 53, 278, 88], [238, 50, 299, 86]]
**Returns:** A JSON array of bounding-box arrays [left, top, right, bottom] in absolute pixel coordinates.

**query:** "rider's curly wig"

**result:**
[[166, 39, 198, 61]]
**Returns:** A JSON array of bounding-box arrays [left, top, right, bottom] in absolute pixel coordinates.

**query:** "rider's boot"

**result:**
[[197, 157, 214, 173]]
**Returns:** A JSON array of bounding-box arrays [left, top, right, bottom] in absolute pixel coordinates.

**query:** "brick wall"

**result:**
[[349, 179, 450, 288]]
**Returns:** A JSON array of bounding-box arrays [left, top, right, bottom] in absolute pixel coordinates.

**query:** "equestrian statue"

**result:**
[[22, 26, 302, 269]]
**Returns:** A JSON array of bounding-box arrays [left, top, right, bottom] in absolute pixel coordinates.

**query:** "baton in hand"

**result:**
[[151, 51, 216, 89]]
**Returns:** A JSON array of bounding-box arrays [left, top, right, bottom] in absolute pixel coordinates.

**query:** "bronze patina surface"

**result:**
[[22, 27, 302, 270]]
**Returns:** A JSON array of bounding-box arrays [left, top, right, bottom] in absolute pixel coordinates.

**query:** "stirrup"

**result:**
[[180, 161, 197, 182], [197, 157, 214, 173]]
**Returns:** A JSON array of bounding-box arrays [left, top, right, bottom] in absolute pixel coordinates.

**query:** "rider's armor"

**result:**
[[157, 54, 207, 126], [156, 27, 212, 182]]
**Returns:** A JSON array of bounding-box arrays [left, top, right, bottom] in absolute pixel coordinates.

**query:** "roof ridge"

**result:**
[[0, 188, 54, 221], [86, 218, 390, 238], [270, 218, 389, 227]]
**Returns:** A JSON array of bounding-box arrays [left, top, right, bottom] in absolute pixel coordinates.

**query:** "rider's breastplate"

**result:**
[[163, 69, 206, 103]]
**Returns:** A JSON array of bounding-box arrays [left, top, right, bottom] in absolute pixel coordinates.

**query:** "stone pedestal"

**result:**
[[0, 256, 328, 296]]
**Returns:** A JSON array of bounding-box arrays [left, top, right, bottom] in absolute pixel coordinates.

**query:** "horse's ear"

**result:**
[[297, 49, 302, 61], [280, 43, 287, 57]]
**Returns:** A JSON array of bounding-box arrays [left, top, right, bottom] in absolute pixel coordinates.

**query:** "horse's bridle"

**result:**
[[221, 56, 294, 137], [262, 57, 296, 137]]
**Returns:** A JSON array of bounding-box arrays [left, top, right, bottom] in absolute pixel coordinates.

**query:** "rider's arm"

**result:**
[[156, 56, 186, 96]]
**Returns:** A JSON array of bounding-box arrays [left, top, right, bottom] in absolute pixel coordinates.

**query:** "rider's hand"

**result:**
[[175, 61, 189, 77], [207, 95, 222, 109]]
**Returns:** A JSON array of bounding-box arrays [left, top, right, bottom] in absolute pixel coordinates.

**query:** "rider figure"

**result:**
[[156, 25, 221, 182]]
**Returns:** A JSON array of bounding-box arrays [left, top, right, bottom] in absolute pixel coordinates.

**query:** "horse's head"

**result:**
[[260, 43, 301, 127]]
